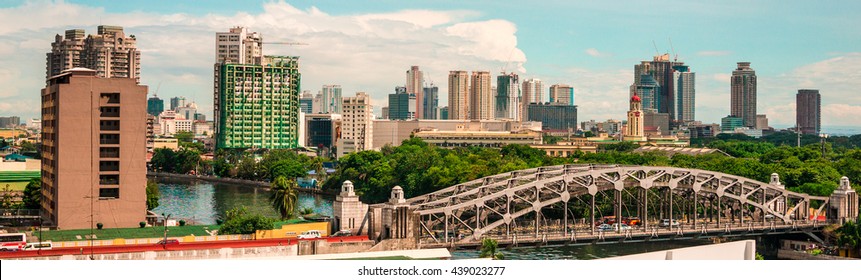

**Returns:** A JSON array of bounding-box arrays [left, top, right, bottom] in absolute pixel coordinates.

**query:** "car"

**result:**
[[298, 230, 322, 239], [156, 239, 180, 245], [331, 230, 352, 237], [22, 242, 52, 251], [614, 223, 632, 231], [596, 224, 613, 231], [764, 214, 775, 220], [659, 219, 680, 227]]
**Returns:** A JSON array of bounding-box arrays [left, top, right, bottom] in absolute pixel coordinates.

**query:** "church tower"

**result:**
[[624, 93, 646, 141]]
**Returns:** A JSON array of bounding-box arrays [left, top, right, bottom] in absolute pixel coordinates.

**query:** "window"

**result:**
[[99, 161, 119, 172], [99, 174, 120, 185], [100, 120, 120, 131], [99, 188, 119, 199], [100, 106, 120, 117], [100, 147, 120, 158], [101, 93, 120, 104]]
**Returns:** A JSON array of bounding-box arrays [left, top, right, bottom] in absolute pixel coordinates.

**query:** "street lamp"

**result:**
[[819, 133, 829, 159], [162, 213, 171, 249]]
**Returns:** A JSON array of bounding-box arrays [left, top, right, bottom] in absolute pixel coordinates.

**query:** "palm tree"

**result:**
[[478, 238, 504, 260], [270, 176, 298, 220], [312, 157, 325, 186]]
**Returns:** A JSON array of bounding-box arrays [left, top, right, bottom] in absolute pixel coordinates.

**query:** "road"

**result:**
[[0, 235, 369, 259]]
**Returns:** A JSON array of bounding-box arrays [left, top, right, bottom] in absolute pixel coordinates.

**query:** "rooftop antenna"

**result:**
[[669, 37, 678, 62]]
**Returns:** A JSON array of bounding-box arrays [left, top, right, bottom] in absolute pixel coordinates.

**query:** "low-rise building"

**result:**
[[413, 130, 542, 148]]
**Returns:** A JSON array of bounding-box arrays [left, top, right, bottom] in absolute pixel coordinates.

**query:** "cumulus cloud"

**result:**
[[696, 50, 732, 57], [0, 1, 527, 118]]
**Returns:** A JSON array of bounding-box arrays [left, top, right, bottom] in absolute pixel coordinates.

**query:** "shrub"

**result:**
[[179, 220, 186, 226], [139, 221, 146, 228], [216, 219, 223, 225], [96, 223, 103, 230]]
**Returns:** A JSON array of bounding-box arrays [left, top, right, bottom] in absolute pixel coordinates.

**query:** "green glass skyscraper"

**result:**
[[215, 56, 301, 149]]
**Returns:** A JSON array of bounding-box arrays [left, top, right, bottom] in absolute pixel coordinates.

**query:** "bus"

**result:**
[[0, 233, 27, 251]]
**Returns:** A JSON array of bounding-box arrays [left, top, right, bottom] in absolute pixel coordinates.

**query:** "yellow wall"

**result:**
[[255, 222, 329, 239]]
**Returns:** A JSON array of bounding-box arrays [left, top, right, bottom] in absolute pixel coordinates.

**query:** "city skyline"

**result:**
[[1, 1, 860, 128]]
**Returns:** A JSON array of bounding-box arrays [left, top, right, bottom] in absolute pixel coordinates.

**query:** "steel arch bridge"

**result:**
[[394, 164, 837, 245]]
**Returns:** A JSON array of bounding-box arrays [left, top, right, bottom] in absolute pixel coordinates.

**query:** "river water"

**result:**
[[151, 177, 768, 259]]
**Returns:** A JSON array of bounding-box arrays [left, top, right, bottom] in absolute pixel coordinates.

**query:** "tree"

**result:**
[[217, 206, 276, 235], [150, 148, 177, 172], [22, 179, 41, 209], [478, 238, 504, 260], [19, 141, 36, 152], [1, 184, 18, 208], [146, 180, 160, 210], [270, 176, 298, 220], [836, 218, 861, 256], [583, 131, 595, 138], [269, 160, 308, 181], [174, 131, 194, 143]]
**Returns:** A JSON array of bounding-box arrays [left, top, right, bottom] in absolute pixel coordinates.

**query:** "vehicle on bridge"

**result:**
[[331, 230, 352, 237], [659, 219, 680, 227], [156, 239, 180, 245], [0, 233, 26, 251], [298, 230, 322, 239], [22, 242, 52, 251]]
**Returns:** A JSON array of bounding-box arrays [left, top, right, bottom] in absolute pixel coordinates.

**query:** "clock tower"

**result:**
[[624, 93, 646, 141]]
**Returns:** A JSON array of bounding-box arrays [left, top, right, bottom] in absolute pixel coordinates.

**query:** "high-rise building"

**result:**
[[756, 114, 769, 130], [673, 65, 696, 122], [388, 87, 416, 120], [549, 84, 574, 105], [721, 116, 744, 132], [495, 73, 520, 120], [338, 92, 373, 158], [299, 91, 314, 114], [406, 66, 423, 119], [624, 93, 645, 141], [632, 54, 684, 123], [527, 103, 578, 131], [796, 89, 821, 135], [439, 106, 449, 120], [448, 71, 469, 120], [147, 95, 164, 117], [41, 68, 147, 229], [214, 27, 264, 136], [731, 62, 757, 128], [635, 75, 660, 112], [169, 97, 186, 111], [521, 78, 544, 120], [322, 85, 343, 114], [215, 56, 301, 149], [422, 85, 439, 120], [47, 26, 141, 83], [175, 102, 198, 121], [469, 71, 493, 120], [312, 92, 323, 114]]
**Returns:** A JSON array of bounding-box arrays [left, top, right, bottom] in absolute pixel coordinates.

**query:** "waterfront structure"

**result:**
[[169, 97, 186, 111], [527, 103, 578, 131], [405, 66, 423, 119], [624, 94, 646, 141], [338, 92, 373, 158], [387, 87, 416, 120], [448, 71, 469, 120], [41, 68, 147, 229], [721, 115, 744, 132], [321, 85, 343, 114], [469, 71, 493, 120], [796, 89, 821, 135], [495, 72, 520, 120], [673, 65, 696, 122], [521, 78, 544, 120], [215, 56, 301, 149], [731, 62, 757, 128], [47, 26, 140, 83], [422, 85, 439, 120], [635, 75, 660, 112], [146, 95, 164, 117], [549, 84, 574, 105], [299, 91, 314, 114]]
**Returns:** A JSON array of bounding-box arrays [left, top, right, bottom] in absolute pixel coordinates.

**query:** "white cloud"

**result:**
[[712, 73, 731, 83], [585, 48, 610, 57], [696, 50, 732, 57], [0, 1, 528, 119]]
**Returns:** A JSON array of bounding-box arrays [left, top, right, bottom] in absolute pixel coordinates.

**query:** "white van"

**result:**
[[23, 242, 53, 251], [298, 230, 322, 239]]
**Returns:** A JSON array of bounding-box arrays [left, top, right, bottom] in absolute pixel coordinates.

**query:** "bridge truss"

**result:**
[[403, 164, 831, 244]]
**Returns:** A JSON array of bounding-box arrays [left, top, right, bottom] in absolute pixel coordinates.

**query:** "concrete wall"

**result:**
[[12, 245, 298, 260], [297, 239, 375, 255], [255, 222, 329, 239], [604, 240, 756, 260]]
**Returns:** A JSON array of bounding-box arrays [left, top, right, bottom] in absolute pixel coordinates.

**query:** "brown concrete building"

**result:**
[[41, 68, 148, 229]]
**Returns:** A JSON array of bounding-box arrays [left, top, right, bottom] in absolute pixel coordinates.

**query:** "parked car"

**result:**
[[614, 223, 632, 231], [659, 219, 680, 227], [298, 230, 322, 239], [156, 239, 180, 245], [331, 230, 352, 237], [597, 224, 613, 231]]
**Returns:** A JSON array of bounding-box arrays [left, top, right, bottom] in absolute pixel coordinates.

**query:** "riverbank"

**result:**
[[147, 172, 335, 195]]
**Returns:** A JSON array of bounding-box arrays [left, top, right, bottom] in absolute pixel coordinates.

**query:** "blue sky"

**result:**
[[1, 0, 859, 128]]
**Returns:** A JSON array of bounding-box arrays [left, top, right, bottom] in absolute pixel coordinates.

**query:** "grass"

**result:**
[[38, 218, 311, 242]]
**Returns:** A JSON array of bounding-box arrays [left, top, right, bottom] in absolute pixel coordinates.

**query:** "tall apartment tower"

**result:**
[[299, 91, 314, 114], [169, 96, 186, 111], [448, 71, 470, 120], [41, 68, 148, 229], [147, 94, 164, 116], [521, 78, 544, 122], [215, 56, 301, 149], [338, 92, 373, 158], [673, 65, 696, 122], [321, 85, 343, 114], [406, 66, 423, 119], [422, 84, 439, 120], [549, 84, 574, 105], [388, 86, 416, 120], [632, 54, 685, 123], [731, 62, 757, 128], [47, 26, 141, 83], [469, 71, 493, 120], [495, 73, 520, 120], [796, 89, 821, 135], [214, 27, 263, 137], [636, 75, 660, 112]]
